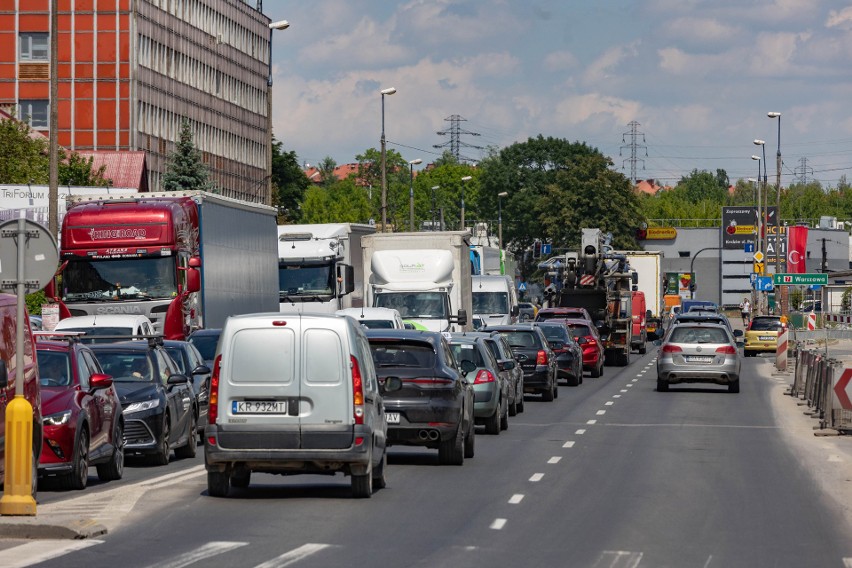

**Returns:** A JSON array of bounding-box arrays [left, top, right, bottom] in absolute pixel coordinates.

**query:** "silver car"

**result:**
[[656, 322, 741, 393]]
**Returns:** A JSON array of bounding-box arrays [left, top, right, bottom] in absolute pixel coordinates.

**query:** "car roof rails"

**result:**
[[33, 331, 85, 343], [76, 334, 164, 347]]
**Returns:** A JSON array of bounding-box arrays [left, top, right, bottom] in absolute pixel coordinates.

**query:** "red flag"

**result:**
[[786, 225, 808, 274]]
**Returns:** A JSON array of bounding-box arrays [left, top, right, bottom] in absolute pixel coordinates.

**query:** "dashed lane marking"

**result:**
[[254, 543, 332, 568], [593, 550, 644, 568], [587, 419, 598, 424], [0, 540, 104, 568], [596, 410, 606, 415], [563, 441, 575, 448], [605, 401, 614, 405], [625, 384, 634, 388], [490, 518, 507, 530], [548, 456, 562, 464], [841, 557, 852, 568], [508, 494, 524, 504], [158, 542, 249, 568], [575, 429, 586, 434], [529, 473, 545, 482]]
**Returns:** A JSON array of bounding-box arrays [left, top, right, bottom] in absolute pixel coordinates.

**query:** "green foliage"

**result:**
[[316, 156, 337, 188], [299, 178, 371, 224], [271, 139, 309, 224], [59, 150, 111, 186], [161, 119, 214, 192], [0, 116, 48, 183], [789, 287, 803, 310], [843, 288, 852, 313], [408, 163, 480, 231], [26, 291, 46, 316]]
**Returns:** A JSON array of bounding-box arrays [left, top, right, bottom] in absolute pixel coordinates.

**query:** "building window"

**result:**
[[20, 33, 49, 61], [19, 100, 48, 128]]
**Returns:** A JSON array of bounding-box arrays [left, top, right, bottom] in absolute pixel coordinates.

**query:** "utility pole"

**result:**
[[433, 115, 483, 163], [795, 157, 814, 184], [620, 121, 647, 186], [820, 237, 828, 273]]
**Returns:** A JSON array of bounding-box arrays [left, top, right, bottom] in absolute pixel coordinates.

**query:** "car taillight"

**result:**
[[715, 345, 737, 355], [474, 370, 496, 384], [661, 344, 682, 353], [536, 350, 548, 365], [584, 337, 597, 346], [351, 355, 364, 425], [208, 354, 221, 425]]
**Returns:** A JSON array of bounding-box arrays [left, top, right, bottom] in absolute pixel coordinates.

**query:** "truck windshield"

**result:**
[[63, 257, 177, 301], [375, 292, 448, 320], [278, 264, 334, 298], [472, 292, 508, 314]]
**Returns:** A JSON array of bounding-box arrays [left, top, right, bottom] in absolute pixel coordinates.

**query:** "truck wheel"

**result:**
[[438, 425, 464, 465], [618, 352, 630, 366], [207, 471, 230, 497], [639, 343, 647, 355]]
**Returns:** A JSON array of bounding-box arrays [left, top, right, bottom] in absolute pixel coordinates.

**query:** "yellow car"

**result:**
[[743, 316, 786, 357]]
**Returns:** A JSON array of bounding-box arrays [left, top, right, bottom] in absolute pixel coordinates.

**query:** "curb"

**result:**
[[0, 517, 107, 539]]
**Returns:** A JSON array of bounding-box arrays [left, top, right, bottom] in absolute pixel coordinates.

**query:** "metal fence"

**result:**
[[789, 342, 852, 432]]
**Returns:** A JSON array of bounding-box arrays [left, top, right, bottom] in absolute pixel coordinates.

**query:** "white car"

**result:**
[[336, 307, 405, 330], [53, 314, 155, 343]]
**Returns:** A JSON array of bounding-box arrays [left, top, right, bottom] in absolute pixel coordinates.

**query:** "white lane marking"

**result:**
[[140, 465, 206, 487], [563, 441, 575, 448], [529, 473, 545, 482], [508, 494, 524, 504], [625, 384, 634, 388], [593, 550, 644, 568], [158, 542, 249, 568], [596, 410, 606, 415], [587, 419, 597, 424], [490, 518, 507, 530], [254, 544, 332, 568], [605, 401, 614, 405], [575, 429, 586, 435], [619, 390, 627, 393], [548, 456, 562, 464], [842, 557, 852, 568], [0, 540, 104, 568], [632, 378, 638, 382], [703, 555, 714, 568]]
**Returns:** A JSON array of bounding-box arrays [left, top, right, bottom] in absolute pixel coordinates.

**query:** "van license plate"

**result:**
[[232, 401, 287, 414], [385, 412, 400, 424]]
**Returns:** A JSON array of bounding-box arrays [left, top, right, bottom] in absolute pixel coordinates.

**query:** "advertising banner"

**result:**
[[665, 272, 694, 299]]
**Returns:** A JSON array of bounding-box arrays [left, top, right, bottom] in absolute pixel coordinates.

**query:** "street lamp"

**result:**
[[380, 87, 397, 232], [460, 175, 472, 230], [408, 158, 422, 231], [266, 19, 290, 206], [768, 112, 782, 274], [754, 139, 769, 267], [431, 185, 439, 230], [497, 191, 508, 274]]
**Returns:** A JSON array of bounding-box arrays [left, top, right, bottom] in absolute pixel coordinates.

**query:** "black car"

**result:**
[[163, 340, 211, 438], [488, 324, 559, 401], [187, 328, 222, 368], [366, 330, 475, 465], [535, 322, 584, 387], [89, 338, 197, 465]]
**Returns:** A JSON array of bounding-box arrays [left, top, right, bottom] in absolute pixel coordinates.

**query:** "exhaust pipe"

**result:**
[[428, 430, 439, 441], [418, 430, 430, 440], [418, 429, 440, 441]]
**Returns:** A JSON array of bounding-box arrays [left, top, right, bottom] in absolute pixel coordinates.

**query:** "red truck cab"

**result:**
[[631, 290, 647, 354]]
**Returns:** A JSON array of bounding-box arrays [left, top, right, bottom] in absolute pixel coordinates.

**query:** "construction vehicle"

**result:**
[[542, 228, 636, 366]]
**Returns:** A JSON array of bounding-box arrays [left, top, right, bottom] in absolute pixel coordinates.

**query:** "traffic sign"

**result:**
[[772, 273, 828, 286], [753, 250, 764, 263], [541, 243, 552, 255], [518, 282, 527, 292], [834, 369, 852, 410], [753, 262, 764, 275], [744, 242, 754, 253], [754, 276, 774, 291]]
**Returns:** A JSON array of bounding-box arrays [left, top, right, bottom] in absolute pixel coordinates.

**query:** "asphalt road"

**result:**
[[3, 349, 852, 568]]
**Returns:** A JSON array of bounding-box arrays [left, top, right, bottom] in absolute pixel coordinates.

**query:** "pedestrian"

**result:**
[[740, 297, 751, 326]]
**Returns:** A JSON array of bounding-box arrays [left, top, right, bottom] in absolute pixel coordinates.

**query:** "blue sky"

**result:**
[[269, 0, 852, 187]]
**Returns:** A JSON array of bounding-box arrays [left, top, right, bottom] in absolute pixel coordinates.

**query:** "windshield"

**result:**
[[37, 351, 71, 387], [279, 264, 334, 299], [63, 257, 177, 301], [472, 292, 508, 314], [92, 352, 155, 382], [369, 342, 435, 367], [358, 320, 396, 329], [375, 292, 449, 320], [567, 324, 592, 338]]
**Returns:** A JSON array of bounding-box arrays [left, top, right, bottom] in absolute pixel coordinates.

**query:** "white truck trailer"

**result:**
[[278, 223, 375, 313], [618, 250, 663, 317], [361, 231, 472, 332]]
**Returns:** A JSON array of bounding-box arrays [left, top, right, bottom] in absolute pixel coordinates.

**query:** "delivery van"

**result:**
[[631, 291, 647, 354], [472, 275, 519, 328]]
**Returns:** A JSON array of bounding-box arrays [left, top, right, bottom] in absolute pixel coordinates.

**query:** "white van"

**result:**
[[204, 312, 399, 498], [53, 314, 155, 342], [472, 275, 519, 328], [336, 307, 404, 329]]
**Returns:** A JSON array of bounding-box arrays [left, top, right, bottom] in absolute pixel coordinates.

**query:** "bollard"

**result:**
[[0, 395, 36, 515]]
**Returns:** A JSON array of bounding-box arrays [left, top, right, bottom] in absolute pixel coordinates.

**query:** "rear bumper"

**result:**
[[657, 366, 739, 385], [522, 367, 552, 392]]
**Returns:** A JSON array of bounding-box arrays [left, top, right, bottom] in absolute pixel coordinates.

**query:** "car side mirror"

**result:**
[[733, 330, 743, 337], [381, 376, 403, 393], [89, 373, 113, 390], [460, 360, 476, 374], [192, 364, 211, 375], [511, 305, 519, 317], [499, 359, 516, 371], [167, 373, 190, 386], [550, 341, 564, 351]]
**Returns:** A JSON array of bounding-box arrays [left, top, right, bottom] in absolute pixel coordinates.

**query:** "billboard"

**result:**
[[721, 206, 785, 270]]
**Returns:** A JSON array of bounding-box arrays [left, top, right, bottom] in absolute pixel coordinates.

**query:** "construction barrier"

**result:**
[[807, 313, 817, 331], [790, 342, 852, 432], [775, 329, 788, 372]]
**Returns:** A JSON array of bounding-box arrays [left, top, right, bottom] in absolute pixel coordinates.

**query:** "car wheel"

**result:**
[[464, 423, 475, 459], [484, 405, 500, 435], [657, 379, 669, 392], [230, 469, 251, 488], [151, 416, 171, 466], [351, 469, 373, 498], [542, 383, 555, 402], [517, 394, 525, 413], [174, 412, 197, 459], [508, 393, 518, 417], [372, 449, 388, 489], [31, 442, 39, 501], [729, 381, 740, 393], [744, 350, 754, 357], [64, 427, 89, 491], [589, 363, 601, 378], [639, 343, 647, 355], [438, 424, 464, 465], [500, 398, 509, 431], [97, 421, 125, 481], [207, 470, 230, 498], [567, 373, 580, 387]]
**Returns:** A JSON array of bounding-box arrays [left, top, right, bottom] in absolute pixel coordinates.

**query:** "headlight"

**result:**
[[123, 399, 160, 414], [43, 410, 72, 426]]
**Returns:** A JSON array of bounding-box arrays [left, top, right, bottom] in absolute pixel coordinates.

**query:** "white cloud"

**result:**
[[582, 42, 640, 86], [826, 7, 852, 30], [543, 50, 579, 72], [662, 17, 739, 43]]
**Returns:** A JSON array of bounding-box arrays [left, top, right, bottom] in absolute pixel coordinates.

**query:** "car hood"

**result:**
[[114, 382, 160, 404], [40, 387, 77, 417]]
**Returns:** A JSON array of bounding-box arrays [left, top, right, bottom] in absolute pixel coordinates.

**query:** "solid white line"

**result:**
[[529, 473, 545, 482], [596, 410, 606, 415], [0, 540, 104, 568], [490, 518, 507, 530], [548, 456, 562, 464], [587, 419, 597, 424], [575, 429, 586, 434], [158, 542, 249, 568], [563, 441, 575, 448], [508, 494, 524, 504], [605, 401, 614, 405], [254, 544, 332, 568]]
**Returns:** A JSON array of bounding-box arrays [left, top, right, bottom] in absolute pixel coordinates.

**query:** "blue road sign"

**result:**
[[541, 243, 552, 255], [518, 282, 527, 292], [744, 242, 755, 253], [754, 276, 774, 291], [750, 273, 757, 284]]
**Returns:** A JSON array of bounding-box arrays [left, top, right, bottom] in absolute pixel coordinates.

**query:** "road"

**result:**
[[3, 350, 852, 568]]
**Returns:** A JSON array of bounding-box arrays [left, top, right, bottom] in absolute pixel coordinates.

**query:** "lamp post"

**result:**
[[497, 191, 508, 275], [754, 139, 769, 266], [267, 19, 290, 206], [431, 185, 439, 230], [460, 175, 472, 230], [768, 112, 782, 274], [752, 154, 763, 314], [408, 158, 422, 231], [748, 176, 759, 314], [380, 87, 397, 232]]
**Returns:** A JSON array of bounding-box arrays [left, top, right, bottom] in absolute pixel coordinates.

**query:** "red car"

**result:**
[[547, 318, 604, 378], [35, 333, 125, 490]]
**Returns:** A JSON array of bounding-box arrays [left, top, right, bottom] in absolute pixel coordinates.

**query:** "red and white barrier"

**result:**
[[807, 313, 817, 331], [825, 314, 852, 324], [775, 329, 788, 372]]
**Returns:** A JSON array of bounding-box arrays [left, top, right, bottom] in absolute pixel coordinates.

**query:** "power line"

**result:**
[[433, 114, 484, 164], [619, 120, 647, 185]]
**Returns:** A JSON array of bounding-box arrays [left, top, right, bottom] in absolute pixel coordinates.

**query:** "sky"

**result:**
[[268, 0, 852, 188]]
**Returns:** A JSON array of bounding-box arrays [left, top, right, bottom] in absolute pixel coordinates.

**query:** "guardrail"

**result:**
[[789, 342, 852, 433]]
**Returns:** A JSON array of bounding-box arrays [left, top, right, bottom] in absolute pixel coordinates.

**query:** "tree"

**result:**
[[271, 138, 309, 224], [316, 156, 337, 188], [0, 114, 48, 183], [299, 177, 371, 224], [59, 150, 110, 186], [409, 163, 479, 231], [161, 119, 214, 192]]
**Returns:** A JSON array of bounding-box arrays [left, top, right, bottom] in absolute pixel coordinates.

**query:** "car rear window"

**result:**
[[750, 318, 782, 331], [189, 332, 220, 361], [567, 324, 592, 338], [669, 326, 729, 344], [360, 320, 396, 329], [538, 326, 569, 342], [499, 331, 542, 349], [448, 342, 485, 367], [370, 342, 436, 368]]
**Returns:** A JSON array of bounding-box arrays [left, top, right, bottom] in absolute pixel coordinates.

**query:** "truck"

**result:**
[[277, 223, 375, 313], [470, 224, 517, 278], [618, 250, 662, 343], [51, 191, 279, 340], [543, 228, 635, 366], [361, 231, 471, 332]]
